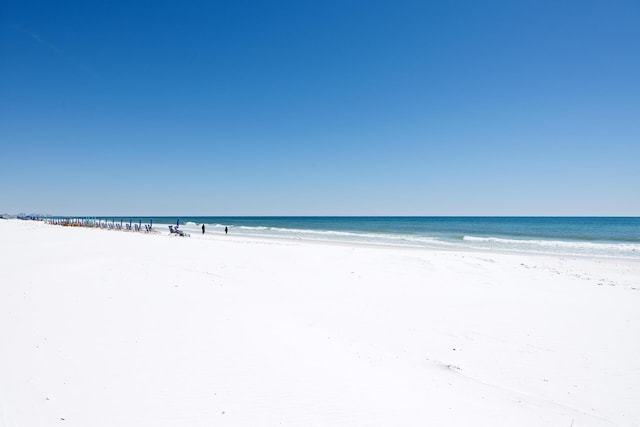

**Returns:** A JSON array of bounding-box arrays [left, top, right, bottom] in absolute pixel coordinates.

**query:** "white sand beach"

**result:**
[[0, 219, 638, 426]]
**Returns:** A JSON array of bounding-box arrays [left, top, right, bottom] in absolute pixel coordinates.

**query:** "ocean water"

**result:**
[[82, 216, 640, 258]]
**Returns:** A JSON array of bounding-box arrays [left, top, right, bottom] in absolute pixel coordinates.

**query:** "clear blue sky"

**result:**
[[1, 0, 639, 216]]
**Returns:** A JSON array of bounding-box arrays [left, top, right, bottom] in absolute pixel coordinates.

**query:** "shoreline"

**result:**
[[20, 217, 640, 260]]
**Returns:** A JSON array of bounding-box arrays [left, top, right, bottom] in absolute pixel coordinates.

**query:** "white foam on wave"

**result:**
[[463, 235, 639, 257], [227, 224, 450, 249], [238, 225, 271, 231], [237, 225, 371, 238]]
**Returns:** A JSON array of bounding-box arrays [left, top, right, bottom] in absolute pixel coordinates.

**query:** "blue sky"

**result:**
[[1, 0, 639, 215]]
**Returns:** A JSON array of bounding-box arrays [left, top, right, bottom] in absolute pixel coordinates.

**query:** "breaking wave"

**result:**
[[161, 218, 640, 259], [462, 235, 639, 257]]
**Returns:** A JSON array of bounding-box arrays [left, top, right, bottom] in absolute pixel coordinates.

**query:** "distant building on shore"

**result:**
[[17, 213, 43, 220]]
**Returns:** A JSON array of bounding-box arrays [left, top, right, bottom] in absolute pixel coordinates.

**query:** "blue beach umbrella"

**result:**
[[177, 218, 180, 226]]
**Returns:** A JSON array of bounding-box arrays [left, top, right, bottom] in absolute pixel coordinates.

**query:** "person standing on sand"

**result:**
[[202, 224, 205, 234], [225, 226, 228, 234]]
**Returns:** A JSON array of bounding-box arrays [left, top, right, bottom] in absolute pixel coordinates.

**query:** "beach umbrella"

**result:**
[[139, 219, 142, 230], [177, 218, 180, 226]]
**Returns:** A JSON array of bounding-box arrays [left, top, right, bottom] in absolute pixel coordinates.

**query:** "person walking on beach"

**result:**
[[202, 224, 205, 234], [225, 226, 228, 234]]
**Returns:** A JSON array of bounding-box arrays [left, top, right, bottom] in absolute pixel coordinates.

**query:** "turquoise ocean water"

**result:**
[[77, 217, 639, 258]]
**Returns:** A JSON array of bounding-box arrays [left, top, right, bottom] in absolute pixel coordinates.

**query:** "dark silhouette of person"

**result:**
[[202, 224, 205, 234], [225, 226, 228, 234]]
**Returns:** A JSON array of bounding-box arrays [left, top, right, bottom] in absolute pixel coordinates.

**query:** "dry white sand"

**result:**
[[1, 219, 639, 426]]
